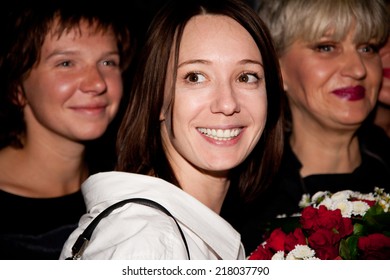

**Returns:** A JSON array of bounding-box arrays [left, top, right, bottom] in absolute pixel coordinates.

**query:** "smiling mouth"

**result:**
[[331, 86, 365, 101], [197, 128, 242, 140]]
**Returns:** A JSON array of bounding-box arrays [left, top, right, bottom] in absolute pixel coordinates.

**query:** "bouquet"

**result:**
[[248, 187, 390, 260]]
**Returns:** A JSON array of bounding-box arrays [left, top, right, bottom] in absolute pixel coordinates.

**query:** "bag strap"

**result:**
[[66, 198, 190, 260]]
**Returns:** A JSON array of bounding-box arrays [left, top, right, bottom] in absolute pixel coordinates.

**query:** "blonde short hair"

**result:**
[[258, 0, 390, 55]]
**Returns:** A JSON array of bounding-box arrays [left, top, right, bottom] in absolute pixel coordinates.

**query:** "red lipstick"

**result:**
[[331, 85, 365, 101]]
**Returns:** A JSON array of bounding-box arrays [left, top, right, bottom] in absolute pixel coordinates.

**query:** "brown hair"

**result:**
[[0, 0, 134, 149], [116, 0, 285, 201]]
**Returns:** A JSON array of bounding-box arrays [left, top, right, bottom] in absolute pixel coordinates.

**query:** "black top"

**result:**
[[0, 189, 85, 259], [221, 124, 390, 256]]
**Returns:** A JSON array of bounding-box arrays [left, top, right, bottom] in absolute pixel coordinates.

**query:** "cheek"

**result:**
[[381, 52, 390, 68], [255, 100, 268, 131], [108, 76, 124, 97], [282, 59, 323, 93], [173, 96, 203, 124]]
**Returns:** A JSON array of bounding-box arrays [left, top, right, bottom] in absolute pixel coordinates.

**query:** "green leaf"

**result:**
[[353, 223, 365, 236], [339, 236, 359, 260], [362, 205, 390, 233]]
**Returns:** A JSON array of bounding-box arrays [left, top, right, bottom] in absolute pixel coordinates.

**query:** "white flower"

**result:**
[[317, 196, 333, 209], [331, 199, 353, 218], [299, 194, 311, 208], [285, 253, 298, 260], [379, 199, 390, 213], [291, 212, 302, 217], [286, 245, 316, 260], [331, 190, 353, 201], [356, 192, 375, 201], [276, 214, 287, 218], [351, 200, 370, 216], [271, 251, 285, 260]]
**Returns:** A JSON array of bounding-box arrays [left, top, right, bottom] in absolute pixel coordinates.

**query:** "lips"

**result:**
[[331, 85, 365, 101], [383, 68, 390, 79]]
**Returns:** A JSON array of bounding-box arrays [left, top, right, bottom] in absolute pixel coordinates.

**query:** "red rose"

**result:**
[[302, 205, 353, 242], [285, 228, 306, 252], [264, 228, 286, 252], [248, 244, 274, 260], [308, 228, 339, 260], [317, 206, 343, 230], [338, 216, 353, 239], [301, 206, 318, 231], [358, 233, 390, 259]]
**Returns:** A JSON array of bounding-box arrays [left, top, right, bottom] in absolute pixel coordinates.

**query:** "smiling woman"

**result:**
[[222, 0, 390, 256], [0, 0, 134, 259], [60, 0, 285, 260]]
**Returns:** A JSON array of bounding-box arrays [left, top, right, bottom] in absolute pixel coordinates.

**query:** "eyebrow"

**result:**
[[178, 58, 263, 68], [45, 49, 119, 60]]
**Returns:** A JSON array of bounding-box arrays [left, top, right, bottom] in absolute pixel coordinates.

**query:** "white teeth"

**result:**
[[197, 128, 241, 140]]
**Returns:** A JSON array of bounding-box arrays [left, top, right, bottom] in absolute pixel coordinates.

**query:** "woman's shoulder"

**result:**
[[61, 201, 189, 259]]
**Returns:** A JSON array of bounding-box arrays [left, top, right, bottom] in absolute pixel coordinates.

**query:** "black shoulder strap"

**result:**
[[66, 198, 190, 260]]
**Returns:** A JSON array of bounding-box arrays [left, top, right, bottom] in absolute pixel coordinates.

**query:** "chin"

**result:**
[[78, 128, 108, 141]]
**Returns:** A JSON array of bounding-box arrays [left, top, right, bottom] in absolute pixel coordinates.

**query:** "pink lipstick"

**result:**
[[331, 85, 365, 101]]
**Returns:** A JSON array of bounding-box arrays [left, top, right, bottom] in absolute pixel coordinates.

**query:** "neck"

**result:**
[[178, 172, 230, 214], [290, 123, 361, 177], [0, 136, 88, 198]]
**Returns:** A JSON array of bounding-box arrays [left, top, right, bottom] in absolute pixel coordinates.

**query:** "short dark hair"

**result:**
[[0, 0, 134, 149]]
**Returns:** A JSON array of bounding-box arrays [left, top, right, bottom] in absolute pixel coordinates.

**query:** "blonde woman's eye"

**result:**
[[315, 44, 335, 52], [238, 72, 259, 83], [184, 72, 206, 83], [359, 44, 379, 54]]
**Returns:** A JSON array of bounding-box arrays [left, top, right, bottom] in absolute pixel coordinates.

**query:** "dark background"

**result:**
[[130, 0, 259, 42]]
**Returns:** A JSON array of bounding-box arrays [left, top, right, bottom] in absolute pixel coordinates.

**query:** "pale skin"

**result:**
[[0, 20, 123, 198], [280, 27, 382, 177], [375, 36, 390, 137], [160, 15, 267, 213]]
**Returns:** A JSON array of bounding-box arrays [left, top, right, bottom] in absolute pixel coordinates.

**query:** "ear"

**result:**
[[279, 63, 289, 92], [282, 79, 288, 92], [159, 111, 166, 121], [12, 84, 27, 107]]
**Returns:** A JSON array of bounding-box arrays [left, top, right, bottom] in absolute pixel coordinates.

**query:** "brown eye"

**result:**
[[184, 72, 206, 84], [239, 74, 249, 82], [238, 72, 259, 83], [187, 73, 199, 82]]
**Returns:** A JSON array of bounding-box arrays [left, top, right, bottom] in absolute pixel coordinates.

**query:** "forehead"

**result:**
[[178, 14, 261, 60]]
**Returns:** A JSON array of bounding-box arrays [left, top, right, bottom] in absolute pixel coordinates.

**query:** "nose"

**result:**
[[210, 83, 240, 115], [340, 50, 367, 80], [79, 66, 107, 95]]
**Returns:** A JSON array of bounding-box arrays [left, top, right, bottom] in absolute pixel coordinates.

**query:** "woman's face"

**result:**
[[20, 19, 123, 142], [379, 37, 390, 106], [280, 28, 382, 130], [160, 15, 267, 176]]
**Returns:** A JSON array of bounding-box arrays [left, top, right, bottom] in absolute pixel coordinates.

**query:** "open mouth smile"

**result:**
[[197, 128, 242, 141]]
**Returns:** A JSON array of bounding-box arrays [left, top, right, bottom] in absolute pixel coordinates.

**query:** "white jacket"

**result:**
[[60, 171, 245, 260]]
